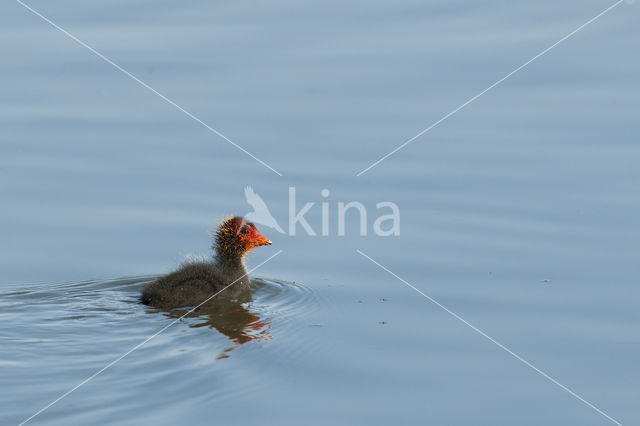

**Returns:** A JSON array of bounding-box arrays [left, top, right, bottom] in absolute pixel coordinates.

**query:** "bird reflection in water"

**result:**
[[163, 294, 272, 359]]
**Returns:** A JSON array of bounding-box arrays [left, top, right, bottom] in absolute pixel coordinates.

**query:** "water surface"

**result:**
[[1, 0, 639, 425]]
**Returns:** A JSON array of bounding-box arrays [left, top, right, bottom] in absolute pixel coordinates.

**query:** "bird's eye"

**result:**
[[239, 227, 249, 235]]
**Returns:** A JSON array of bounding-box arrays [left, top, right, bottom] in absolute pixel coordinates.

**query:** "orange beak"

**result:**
[[247, 231, 271, 248], [256, 236, 272, 247]]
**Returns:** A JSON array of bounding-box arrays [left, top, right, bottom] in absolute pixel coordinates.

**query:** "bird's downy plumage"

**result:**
[[140, 216, 271, 309]]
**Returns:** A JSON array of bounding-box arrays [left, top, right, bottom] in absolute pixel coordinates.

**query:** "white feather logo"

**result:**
[[244, 186, 284, 233]]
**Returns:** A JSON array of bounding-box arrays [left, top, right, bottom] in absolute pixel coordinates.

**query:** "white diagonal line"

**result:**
[[356, 0, 626, 176], [356, 249, 623, 426], [15, 0, 283, 177], [18, 250, 283, 426]]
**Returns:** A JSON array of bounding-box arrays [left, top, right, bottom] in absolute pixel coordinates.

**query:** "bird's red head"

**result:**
[[232, 217, 272, 249], [215, 216, 271, 257]]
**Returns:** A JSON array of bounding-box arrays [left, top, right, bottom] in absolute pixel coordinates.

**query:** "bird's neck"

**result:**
[[214, 249, 248, 278]]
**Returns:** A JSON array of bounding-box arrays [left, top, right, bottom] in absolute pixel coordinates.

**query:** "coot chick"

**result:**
[[141, 217, 271, 308]]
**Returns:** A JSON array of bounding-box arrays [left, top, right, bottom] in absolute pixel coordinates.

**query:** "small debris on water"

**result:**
[[542, 279, 551, 283], [379, 298, 389, 302], [379, 321, 387, 325]]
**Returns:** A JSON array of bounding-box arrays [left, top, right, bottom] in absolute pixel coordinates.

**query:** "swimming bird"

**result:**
[[140, 217, 272, 308], [244, 186, 285, 233]]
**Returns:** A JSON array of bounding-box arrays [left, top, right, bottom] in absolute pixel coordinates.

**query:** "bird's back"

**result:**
[[140, 262, 250, 308]]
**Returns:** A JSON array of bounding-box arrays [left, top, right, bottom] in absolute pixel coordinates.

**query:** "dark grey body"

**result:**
[[140, 257, 250, 308]]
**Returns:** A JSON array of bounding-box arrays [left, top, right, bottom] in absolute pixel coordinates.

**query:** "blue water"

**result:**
[[1, 0, 639, 424]]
